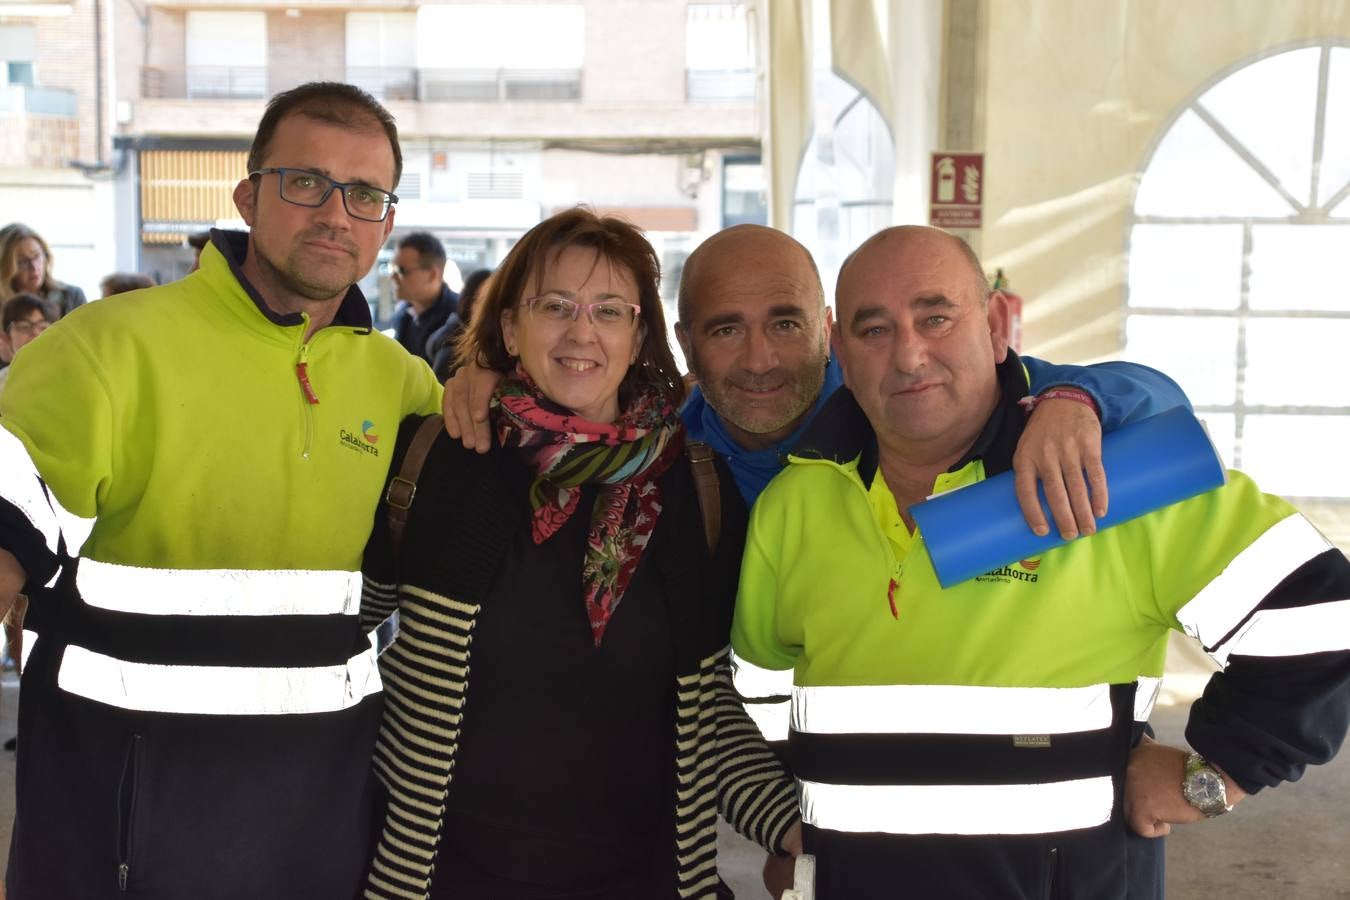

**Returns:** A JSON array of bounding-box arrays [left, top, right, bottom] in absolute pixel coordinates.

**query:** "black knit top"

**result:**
[[359, 416, 799, 900]]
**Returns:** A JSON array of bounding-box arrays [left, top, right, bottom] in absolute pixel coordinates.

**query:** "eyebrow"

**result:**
[[291, 166, 388, 192], [700, 311, 745, 332], [914, 294, 958, 310], [850, 294, 957, 324], [850, 305, 892, 326], [536, 288, 632, 302]]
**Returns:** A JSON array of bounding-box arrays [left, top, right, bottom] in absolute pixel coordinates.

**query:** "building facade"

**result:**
[[111, 0, 765, 329], [1, 0, 115, 300]]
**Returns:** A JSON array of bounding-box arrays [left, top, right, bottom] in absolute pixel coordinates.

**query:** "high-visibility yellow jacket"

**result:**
[[733, 354, 1350, 900], [0, 231, 441, 900]]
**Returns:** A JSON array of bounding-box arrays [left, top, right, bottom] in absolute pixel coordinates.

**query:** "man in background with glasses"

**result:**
[[389, 231, 460, 364], [0, 82, 441, 900]]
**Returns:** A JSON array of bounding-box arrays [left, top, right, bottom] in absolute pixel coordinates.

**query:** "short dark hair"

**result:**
[[100, 272, 156, 297], [3, 292, 55, 331], [458, 207, 685, 408], [457, 267, 493, 323], [247, 82, 402, 189], [397, 232, 446, 270]]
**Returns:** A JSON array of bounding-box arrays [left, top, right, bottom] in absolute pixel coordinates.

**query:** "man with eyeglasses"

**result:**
[[0, 83, 441, 900], [389, 231, 460, 364]]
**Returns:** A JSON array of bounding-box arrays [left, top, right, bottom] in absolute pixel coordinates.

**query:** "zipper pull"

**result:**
[[118, 862, 129, 892], [886, 561, 904, 619], [296, 362, 319, 405]]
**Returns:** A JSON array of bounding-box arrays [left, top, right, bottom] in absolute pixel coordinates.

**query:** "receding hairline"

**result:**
[[837, 225, 991, 308], [248, 86, 402, 189], [678, 225, 824, 325]]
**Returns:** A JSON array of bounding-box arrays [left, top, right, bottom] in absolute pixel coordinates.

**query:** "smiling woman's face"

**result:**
[[501, 244, 645, 423]]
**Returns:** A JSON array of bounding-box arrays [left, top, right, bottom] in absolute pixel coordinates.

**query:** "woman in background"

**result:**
[[361, 207, 798, 900], [0, 224, 87, 316]]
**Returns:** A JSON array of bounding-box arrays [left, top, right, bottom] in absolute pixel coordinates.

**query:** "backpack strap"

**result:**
[[385, 414, 445, 560], [685, 440, 721, 556]]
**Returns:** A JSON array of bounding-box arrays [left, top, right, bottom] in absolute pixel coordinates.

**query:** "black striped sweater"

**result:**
[[359, 417, 800, 899]]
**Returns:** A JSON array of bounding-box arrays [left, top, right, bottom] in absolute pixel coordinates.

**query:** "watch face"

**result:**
[[1192, 771, 1225, 805]]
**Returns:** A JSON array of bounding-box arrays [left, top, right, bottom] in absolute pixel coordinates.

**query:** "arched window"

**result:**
[[1124, 43, 1350, 502]]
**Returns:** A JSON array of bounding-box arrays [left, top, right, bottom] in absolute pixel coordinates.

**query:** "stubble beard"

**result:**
[[256, 230, 362, 303], [697, 341, 829, 439]]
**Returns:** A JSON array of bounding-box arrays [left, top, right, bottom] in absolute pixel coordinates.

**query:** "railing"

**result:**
[[140, 65, 580, 103], [417, 68, 581, 102], [0, 84, 78, 116], [141, 66, 268, 100], [686, 68, 755, 103]]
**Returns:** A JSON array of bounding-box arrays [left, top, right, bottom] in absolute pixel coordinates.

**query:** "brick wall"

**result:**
[[33, 0, 100, 162], [267, 9, 346, 91]]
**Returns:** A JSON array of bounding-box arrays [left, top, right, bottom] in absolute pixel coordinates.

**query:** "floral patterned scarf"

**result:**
[[494, 368, 684, 646]]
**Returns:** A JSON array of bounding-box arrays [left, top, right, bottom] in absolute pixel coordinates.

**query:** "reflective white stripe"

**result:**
[[1134, 676, 1162, 723], [76, 558, 363, 617], [57, 637, 382, 715], [792, 683, 1113, 736], [799, 776, 1114, 835], [1211, 599, 1350, 667], [0, 427, 61, 555], [1177, 515, 1331, 650], [732, 650, 792, 742]]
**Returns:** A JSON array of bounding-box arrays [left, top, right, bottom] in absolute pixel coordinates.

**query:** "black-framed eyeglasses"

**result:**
[[250, 168, 398, 223]]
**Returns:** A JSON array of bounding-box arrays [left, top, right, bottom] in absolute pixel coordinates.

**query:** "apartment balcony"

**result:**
[[0, 84, 80, 167], [418, 68, 581, 102], [129, 65, 755, 143], [685, 68, 756, 103], [139, 65, 580, 103]]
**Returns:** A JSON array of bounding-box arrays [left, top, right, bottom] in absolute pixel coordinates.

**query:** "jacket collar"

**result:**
[[209, 229, 373, 331], [790, 350, 1033, 487]]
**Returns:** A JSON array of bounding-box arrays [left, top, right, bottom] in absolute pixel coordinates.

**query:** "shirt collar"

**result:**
[[209, 228, 373, 331], [947, 349, 1033, 477]]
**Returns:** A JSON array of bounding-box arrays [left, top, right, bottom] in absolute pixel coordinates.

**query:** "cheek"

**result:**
[[691, 343, 733, 381]]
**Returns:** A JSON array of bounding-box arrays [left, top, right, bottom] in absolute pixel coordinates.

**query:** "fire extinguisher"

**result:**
[[993, 268, 1023, 354]]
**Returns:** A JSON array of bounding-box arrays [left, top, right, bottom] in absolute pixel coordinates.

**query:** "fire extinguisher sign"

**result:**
[[929, 152, 984, 229]]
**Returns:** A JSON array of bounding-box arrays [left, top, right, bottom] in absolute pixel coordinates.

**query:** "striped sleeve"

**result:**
[[707, 646, 799, 851], [1146, 472, 1350, 794]]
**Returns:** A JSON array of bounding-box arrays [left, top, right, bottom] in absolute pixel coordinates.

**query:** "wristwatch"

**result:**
[[1181, 752, 1233, 817]]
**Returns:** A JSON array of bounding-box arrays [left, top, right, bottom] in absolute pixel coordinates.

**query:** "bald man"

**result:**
[[732, 225, 1350, 899]]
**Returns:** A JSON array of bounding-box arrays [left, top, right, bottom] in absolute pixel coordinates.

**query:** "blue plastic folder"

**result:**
[[910, 406, 1227, 588]]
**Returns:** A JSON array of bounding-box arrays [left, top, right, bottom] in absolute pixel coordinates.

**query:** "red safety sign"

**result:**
[[929, 152, 983, 229]]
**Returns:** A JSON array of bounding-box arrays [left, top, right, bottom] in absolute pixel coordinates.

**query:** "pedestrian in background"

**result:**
[[0, 224, 87, 316], [390, 231, 458, 364], [429, 266, 492, 381], [99, 272, 157, 297]]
